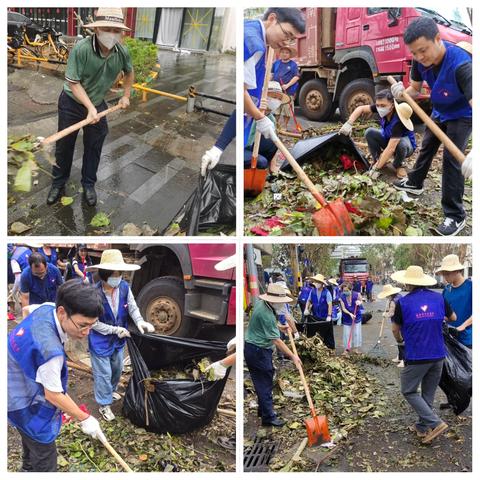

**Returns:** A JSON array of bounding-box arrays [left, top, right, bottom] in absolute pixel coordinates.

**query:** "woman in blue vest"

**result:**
[[378, 283, 404, 367], [340, 89, 416, 179], [391, 17, 472, 236], [86, 249, 155, 422], [304, 274, 334, 349], [339, 283, 364, 354], [297, 279, 313, 322], [244, 8, 305, 170], [390, 265, 456, 443], [327, 278, 342, 326], [72, 244, 93, 283], [8, 281, 105, 472]]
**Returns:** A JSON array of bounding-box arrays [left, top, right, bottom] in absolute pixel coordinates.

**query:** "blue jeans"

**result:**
[[244, 342, 276, 422], [90, 348, 124, 406], [52, 91, 109, 188], [365, 127, 414, 168]]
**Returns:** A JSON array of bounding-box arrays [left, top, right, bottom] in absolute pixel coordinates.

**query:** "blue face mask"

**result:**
[[107, 276, 122, 288]]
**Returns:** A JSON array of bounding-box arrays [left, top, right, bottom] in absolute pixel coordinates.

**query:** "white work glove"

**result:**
[[227, 336, 236, 352], [304, 306, 311, 315], [391, 81, 405, 100], [80, 415, 106, 442], [339, 121, 353, 136], [200, 146, 223, 177], [256, 116, 278, 141], [382, 312, 389, 318], [205, 360, 227, 380], [462, 152, 472, 179], [137, 320, 155, 334], [326, 316, 332, 322], [294, 332, 300, 340], [114, 327, 131, 338], [355, 300, 362, 306]]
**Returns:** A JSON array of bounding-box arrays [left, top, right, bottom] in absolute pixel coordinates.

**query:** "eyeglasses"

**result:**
[[68, 315, 94, 333], [277, 21, 297, 42]]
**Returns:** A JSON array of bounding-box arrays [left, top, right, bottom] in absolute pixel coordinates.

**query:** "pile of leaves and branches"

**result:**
[[245, 335, 388, 472], [148, 357, 216, 382], [245, 128, 471, 236], [55, 410, 234, 473]]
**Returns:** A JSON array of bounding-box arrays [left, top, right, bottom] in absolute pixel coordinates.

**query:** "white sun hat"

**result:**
[[391, 266, 436, 286], [86, 249, 140, 271]]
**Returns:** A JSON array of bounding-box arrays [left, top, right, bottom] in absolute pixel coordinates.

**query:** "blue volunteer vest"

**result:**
[[417, 41, 472, 122], [244, 19, 266, 146], [365, 280, 374, 293], [353, 281, 361, 292], [38, 247, 58, 266], [298, 284, 313, 304], [311, 288, 329, 319], [12, 246, 32, 271], [8, 304, 67, 443], [89, 280, 130, 357], [75, 257, 93, 283], [398, 288, 446, 361], [22, 264, 61, 305], [340, 291, 362, 325], [272, 59, 299, 95], [380, 112, 417, 150]]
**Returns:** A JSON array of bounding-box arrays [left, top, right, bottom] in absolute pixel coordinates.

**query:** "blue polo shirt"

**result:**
[[272, 59, 299, 95], [20, 264, 64, 305], [443, 279, 472, 347]]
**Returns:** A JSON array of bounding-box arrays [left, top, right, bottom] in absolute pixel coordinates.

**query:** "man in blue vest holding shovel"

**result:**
[[390, 17, 472, 235], [390, 265, 456, 444], [8, 281, 106, 471]]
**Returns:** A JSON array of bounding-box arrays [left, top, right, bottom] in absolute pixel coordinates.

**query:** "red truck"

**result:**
[[295, 7, 472, 121], [339, 257, 369, 285], [122, 243, 236, 338]]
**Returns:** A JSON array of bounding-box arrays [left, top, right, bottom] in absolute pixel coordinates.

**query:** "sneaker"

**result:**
[[397, 360, 405, 368], [422, 422, 448, 444], [433, 217, 466, 236], [99, 405, 115, 421], [112, 392, 122, 401], [393, 178, 424, 195], [408, 423, 427, 438]]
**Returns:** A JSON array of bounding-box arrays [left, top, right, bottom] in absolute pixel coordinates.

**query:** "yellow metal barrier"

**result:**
[[132, 83, 188, 102]]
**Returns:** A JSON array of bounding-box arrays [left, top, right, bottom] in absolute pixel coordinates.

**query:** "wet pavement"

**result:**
[[8, 49, 236, 236]]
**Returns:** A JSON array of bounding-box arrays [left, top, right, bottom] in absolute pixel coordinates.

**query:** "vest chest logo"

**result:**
[[420, 305, 428, 312], [16, 327, 25, 336]]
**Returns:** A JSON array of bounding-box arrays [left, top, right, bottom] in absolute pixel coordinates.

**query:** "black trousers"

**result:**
[[19, 430, 57, 472], [52, 91, 109, 188], [408, 117, 471, 222]]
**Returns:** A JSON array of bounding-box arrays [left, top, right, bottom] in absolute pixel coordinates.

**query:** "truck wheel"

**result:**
[[136, 276, 202, 338], [298, 79, 333, 121], [339, 78, 375, 121]]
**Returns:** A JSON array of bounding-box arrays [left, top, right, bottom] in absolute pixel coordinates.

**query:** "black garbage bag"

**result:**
[[439, 325, 472, 415], [280, 132, 369, 171], [361, 312, 372, 324], [183, 166, 236, 235], [123, 332, 229, 434]]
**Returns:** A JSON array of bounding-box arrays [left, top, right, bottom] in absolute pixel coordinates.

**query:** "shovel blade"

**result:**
[[312, 199, 354, 236], [244, 168, 267, 197], [305, 415, 331, 447]]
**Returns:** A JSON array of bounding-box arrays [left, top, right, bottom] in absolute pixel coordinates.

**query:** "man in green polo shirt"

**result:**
[[244, 283, 301, 427], [47, 7, 135, 207]]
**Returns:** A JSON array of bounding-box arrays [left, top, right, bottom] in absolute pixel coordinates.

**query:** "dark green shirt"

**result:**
[[245, 300, 280, 349], [64, 35, 133, 106]]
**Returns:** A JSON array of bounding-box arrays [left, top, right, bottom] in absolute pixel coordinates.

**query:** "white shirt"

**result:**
[[244, 20, 266, 91], [32, 304, 67, 393]]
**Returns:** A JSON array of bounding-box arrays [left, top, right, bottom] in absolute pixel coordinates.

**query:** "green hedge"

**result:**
[[124, 37, 158, 84]]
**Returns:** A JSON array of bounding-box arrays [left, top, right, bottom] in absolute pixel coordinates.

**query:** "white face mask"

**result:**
[[272, 303, 286, 313], [267, 98, 282, 113], [97, 31, 122, 50], [107, 276, 122, 288], [377, 106, 392, 118]]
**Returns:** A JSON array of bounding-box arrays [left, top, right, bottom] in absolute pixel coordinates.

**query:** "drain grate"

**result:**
[[244, 436, 279, 472]]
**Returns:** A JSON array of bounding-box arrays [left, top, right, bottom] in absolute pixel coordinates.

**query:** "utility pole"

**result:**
[[245, 244, 260, 305], [289, 244, 302, 294]]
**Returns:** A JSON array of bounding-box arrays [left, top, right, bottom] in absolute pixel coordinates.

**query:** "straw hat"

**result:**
[[278, 44, 297, 57], [391, 266, 436, 286], [259, 283, 294, 303], [307, 274, 327, 285], [84, 7, 131, 31], [394, 101, 414, 131], [268, 81, 291, 105], [377, 284, 402, 299], [86, 249, 140, 271], [435, 254, 465, 273], [328, 278, 338, 286]]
